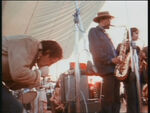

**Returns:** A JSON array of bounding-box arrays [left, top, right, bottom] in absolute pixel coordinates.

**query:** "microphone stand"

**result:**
[[130, 37, 142, 112], [73, 1, 82, 113]]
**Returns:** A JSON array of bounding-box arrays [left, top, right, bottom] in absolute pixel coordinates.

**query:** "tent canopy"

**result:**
[[2, 1, 104, 58]]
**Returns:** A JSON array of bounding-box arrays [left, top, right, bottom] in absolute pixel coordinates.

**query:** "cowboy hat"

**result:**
[[93, 11, 114, 23]]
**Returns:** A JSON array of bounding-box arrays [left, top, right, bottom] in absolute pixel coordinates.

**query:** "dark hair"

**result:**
[[40, 40, 63, 59], [130, 27, 139, 36]]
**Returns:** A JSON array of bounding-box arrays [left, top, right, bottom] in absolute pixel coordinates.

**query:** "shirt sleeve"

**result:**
[[8, 37, 41, 87], [88, 28, 113, 65]]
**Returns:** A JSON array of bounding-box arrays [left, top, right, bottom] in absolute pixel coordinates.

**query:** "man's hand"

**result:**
[[40, 66, 49, 77]]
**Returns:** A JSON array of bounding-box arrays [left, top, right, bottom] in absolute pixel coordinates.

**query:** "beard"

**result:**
[[103, 24, 110, 29]]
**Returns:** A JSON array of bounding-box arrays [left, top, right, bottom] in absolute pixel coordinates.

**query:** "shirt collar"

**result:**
[[96, 25, 106, 32]]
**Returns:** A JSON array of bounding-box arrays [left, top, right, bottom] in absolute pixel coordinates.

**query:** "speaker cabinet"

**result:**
[[60, 74, 89, 102]]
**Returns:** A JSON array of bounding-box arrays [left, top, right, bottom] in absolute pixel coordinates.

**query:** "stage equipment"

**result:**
[[60, 74, 103, 113], [18, 88, 37, 104]]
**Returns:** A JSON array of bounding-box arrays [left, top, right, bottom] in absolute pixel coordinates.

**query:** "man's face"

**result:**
[[37, 52, 60, 68], [132, 31, 139, 41], [100, 18, 112, 29]]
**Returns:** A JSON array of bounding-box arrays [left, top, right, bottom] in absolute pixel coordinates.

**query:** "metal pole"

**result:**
[[73, 1, 81, 113], [128, 26, 141, 112], [132, 46, 142, 112], [75, 23, 81, 113]]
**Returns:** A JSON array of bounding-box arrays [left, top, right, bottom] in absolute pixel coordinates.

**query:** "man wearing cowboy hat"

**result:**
[[88, 11, 121, 113]]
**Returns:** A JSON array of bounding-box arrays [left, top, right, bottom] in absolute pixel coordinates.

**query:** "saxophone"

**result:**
[[114, 29, 131, 81]]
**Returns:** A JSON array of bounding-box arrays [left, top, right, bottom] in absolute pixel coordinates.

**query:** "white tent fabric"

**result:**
[[2, 1, 105, 58]]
